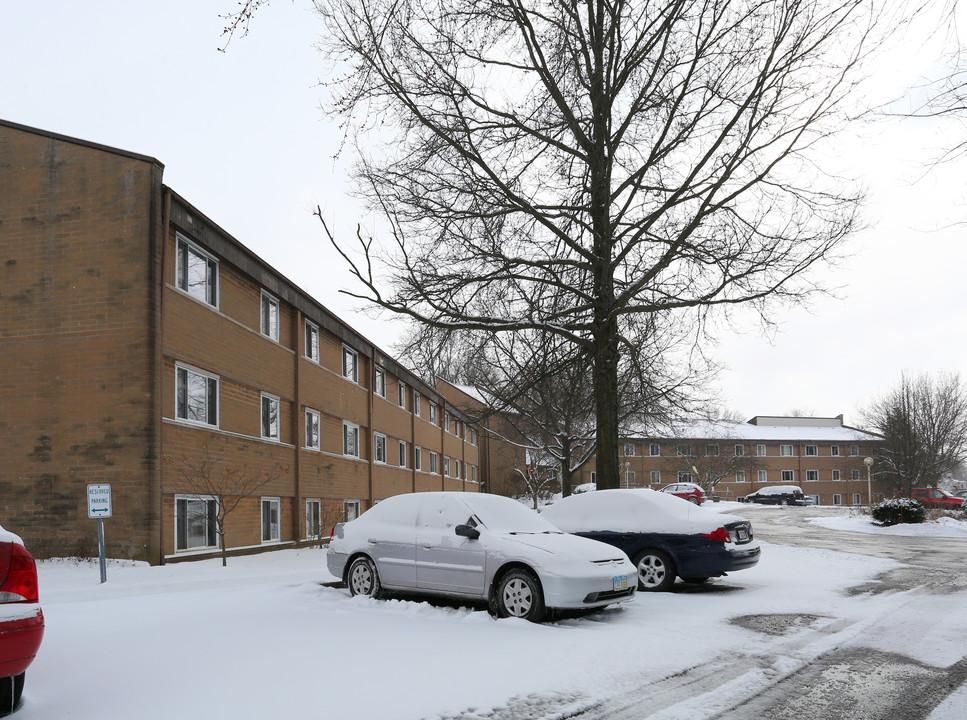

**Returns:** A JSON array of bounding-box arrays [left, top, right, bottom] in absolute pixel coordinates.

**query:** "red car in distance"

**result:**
[[0, 526, 44, 716], [910, 488, 966, 508], [658, 482, 707, 505]]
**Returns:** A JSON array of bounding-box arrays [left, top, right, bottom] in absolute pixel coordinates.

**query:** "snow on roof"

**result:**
[[623, 418, 879, 443]]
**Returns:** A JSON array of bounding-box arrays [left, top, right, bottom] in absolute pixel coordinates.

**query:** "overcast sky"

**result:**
[[3, 1, 965, 426]]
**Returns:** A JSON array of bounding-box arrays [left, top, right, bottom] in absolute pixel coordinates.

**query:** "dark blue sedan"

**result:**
[[542, 489, 761, 591]]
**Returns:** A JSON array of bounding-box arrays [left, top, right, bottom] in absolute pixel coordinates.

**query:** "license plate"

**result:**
[[613, 575, 629, 591], [737, 529, 749, 542]]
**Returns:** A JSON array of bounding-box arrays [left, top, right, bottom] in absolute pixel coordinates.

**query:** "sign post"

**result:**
[[87, 484, 112, 583]]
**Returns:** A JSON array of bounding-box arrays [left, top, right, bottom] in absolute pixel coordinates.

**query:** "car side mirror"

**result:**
[[455, 524, 480, 540]]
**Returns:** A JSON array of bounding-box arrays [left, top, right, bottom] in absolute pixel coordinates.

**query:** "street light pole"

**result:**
[[864, 456, 874, 505]]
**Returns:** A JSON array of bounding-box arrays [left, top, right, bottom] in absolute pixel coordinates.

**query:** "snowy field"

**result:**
[[18, 509, 967, 720]]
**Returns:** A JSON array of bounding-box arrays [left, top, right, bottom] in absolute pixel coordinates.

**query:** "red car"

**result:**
[[658, 482, 707, 505], [910, 488, 966, 508], [0, 527, 44, 716]]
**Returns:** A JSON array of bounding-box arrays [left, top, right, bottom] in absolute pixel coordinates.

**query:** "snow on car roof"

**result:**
[[0, 524, 25, 545], [541, 489, 744, 535]]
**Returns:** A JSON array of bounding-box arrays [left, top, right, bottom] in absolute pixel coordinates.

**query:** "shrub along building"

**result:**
[[578, 415, 882, 506], [0, 119, 480, 564]]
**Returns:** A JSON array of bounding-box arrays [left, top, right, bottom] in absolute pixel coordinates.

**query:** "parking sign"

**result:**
[[87, 484, 112, 519]]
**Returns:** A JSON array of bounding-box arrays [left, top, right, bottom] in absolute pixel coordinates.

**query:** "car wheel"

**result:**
[[689, 497, 700, 505], [780, 499, 789, 506], [634, 550, 676, 592], [494, 568, 546, 622], [347, 556, 382, 599], [0, 672, 24, 717]]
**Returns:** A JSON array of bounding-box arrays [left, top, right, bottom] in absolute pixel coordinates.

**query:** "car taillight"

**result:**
[[0, 544, 39, 603], [702, 527, 730, 543]]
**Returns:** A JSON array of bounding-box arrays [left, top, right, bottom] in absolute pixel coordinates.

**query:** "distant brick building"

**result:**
[[579, 415, 882, 506], [1, 119, 479, 564]]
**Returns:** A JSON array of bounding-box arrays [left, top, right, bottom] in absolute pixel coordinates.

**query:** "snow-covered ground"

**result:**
[[18, 509, 967, 720]]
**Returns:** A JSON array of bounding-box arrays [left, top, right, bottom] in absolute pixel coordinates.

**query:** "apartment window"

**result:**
[[342, 346, 359, 383], [374, 433, 387, 463], [470, 428, 478, 446], [260, 292, 279, 341], [852, 493, 862, 505], [175, 236, 217, 307], [736, 470, 746, 483], [780, 444, 794, 457], [805, 445, 818, 456], [261, 497, 280, 543], [851, 469, 861, 481], [832, 469, 841, 481], [470, 465, 478, 483], [444, 410, 451, 433], [650, 470, 661, 485], [429, 402, 438, 425], [305, 409, 321, 450], [849, 445, 859, 456], [705, 444, 719, 457], [677, 471, 692, 483], [758, 470, 768, 483], [374, 367, 386, 398], [625, 471, 636, 485], [344, 500, 360, 522], [454, 459, 461, 478], [831, 445, 840, 457], [398, 382, 407, 409], [781, 470, 794, 483], [649, 443, 660, 457], [343, 422, 360, 457], [833, 494, 842, 506], [261, 394, 280, 441], [175, 364, 218, 426], [735, 445, 745, 457], [305, 321, 319, 362], [429, 451, 439, 474], [806, 470, 819, 482], [414, 446, 423, 471], [398, 441, 407, 467], [756, 444, 767, 457], [306, 499, 321, 539], [677, 444, 691, 457], [443, 456, 451, 477], [414, 391, 422, 416], [590, 472, 596, 484], [175, 496, 217, 551], [624, 443, 636, 457]]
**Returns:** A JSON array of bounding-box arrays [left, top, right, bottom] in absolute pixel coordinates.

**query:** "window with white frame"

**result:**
[[414, 446, 423, 471], [261, 394, 280, 441], [649, 443, 660, 456], [260, 292, 279, 341], [781, 469, 794, 483], [444, 410, 451, 433], [429, 402, 438, 425], [624, 443, 636, 457], [832, 469, 841, 481], [344, 500, 360, 521], [849, 445, 859, 456], [736, 470, 746, 483], [470, 428, 477, 445], [650, 470, 661, 484], [470, 465, 478, 483], [175, 235, 218, 307], [429, 451, 439, 474], [833, 494, 842, 505], [625, 471, 636, 485], [806, 470, 819, 482], [677, 444, 691, 457], [805, 445, 818, 456], [780, 444, 794, 456], [677, 471, 692, 483], [414, 391, 422, 416], [374, 367, 386, 398], [343, 422, 359, 457], [305, 321, 319, 362], [398, 382, 406, 409], [261, 497, 280, 543], [852, 493, 862, 505], [851, 469, 860, 481], [705, 444, 719, 457], [443, 456, 451, 477], [175, 495, 217, 551], [758, 470, 768, 483], [175, 364, 218, 426], [374, 433, 387, 463], [398, 440, 407, 467], [305, 409, 320, 450], [342, 346, 359, 383], [831, 445, 840, 456], [757, 444, 767, 457], [590, 472, 596, 483], [735, 444, 745, 457], [306, 499, 321, 539]]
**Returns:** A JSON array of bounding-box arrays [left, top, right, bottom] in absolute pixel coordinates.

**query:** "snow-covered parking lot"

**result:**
[[18, 506, 967, 720]]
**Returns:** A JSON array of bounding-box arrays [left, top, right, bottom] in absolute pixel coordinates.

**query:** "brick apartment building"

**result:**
[[0, 119, 480, 564], [578, 415, 882, 506]]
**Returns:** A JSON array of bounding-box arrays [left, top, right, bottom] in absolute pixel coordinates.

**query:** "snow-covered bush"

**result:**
[[871, 498, 926, 526]]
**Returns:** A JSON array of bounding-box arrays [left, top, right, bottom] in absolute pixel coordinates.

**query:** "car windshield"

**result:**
[[459, 494, 560, 533]]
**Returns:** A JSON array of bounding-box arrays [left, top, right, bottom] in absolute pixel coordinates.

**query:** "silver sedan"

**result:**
[[327, 492, 636, 622]]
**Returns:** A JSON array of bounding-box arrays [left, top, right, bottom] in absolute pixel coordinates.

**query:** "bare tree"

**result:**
[[670, 425, 764, 496], [862, 372, 967, 495], [228, 0, 890, 489], [164, 441, 289, 566]]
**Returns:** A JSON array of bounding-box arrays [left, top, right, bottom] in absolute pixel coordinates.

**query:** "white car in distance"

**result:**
[[327, 492, 636, 622]]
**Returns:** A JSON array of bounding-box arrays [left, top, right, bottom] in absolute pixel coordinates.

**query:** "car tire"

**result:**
[[0, 672, 24, 717], [494, 568, 546, 622], [634, 549, 676, 592], [689, 497, 700, 505], [780, 499, 789, 506], [347, 555, 382, 599]]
